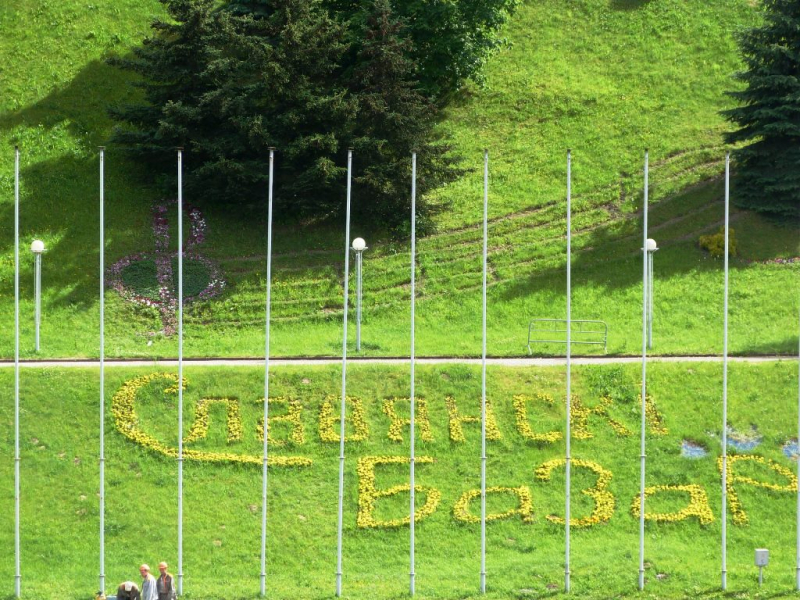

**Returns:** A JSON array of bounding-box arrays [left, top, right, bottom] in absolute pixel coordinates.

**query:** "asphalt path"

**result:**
[[0, 355, 793, 368]]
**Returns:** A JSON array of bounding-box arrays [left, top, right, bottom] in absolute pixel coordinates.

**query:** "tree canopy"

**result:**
[[109, 0, 514, 233], [724, 0, 800, 218]]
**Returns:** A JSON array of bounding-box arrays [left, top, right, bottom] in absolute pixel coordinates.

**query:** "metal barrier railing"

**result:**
[[526, 319, 608, 354]]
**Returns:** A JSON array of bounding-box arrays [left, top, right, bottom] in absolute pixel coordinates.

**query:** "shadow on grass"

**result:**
[[610, 0, 653, 10], [0, 58, 123, 150], [694, 587, 796, 599], [496, 180, 734, 301], [732, 336, 800, 357], [0, 58, 162, 310], [0, 150, 160, 310]]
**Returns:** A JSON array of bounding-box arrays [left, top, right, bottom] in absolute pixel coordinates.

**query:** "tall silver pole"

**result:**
[[480, 150, 489, 594], [565, 149, 572, 594], [99, 147, 106, 594], [177, 149, 184, 597], [34, 254, 41, 352], [14, 146, 21, 599], [261, 148, 275, 597], [639, 150, 649, 591], [796, 299, 800, 590], [335, 149, 353, 598], [721, 152, 730, 592], [355, 254, 359, 350], [409, 152, 417, 596]]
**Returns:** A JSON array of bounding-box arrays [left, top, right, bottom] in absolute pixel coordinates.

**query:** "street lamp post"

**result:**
[[31, 239, 45, 352], [645, 238, 658, 349], [352, 238, 367, 352]]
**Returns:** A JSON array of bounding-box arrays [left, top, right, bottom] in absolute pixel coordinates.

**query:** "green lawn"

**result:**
[[0, 0, 797, 360], [0, 361, 798, 598]]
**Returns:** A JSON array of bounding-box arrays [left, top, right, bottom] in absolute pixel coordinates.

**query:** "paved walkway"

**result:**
[[0, 355, 793, 368]]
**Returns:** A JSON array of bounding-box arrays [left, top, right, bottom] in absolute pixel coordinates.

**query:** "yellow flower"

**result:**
[[382, 397, 434, 443], [630, 485, 713, 525], [319, 396, 370, 443], [356, 455, 441, 528], [536, 458, 615, 528], [718, 454, 797, 525], [256, 397, 305, 446], [513, 394, 561, 443], [445, 396, 502, 443], [453, 486, 534, 524], [112, 373, 310, 468]]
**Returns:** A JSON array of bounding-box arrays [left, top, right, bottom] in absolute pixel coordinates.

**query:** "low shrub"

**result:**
[[699, 228, 737, 258]]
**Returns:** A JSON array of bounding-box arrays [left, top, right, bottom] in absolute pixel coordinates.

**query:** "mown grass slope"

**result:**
[[0, 0, 797, 359], [0, 361, 798, 599]]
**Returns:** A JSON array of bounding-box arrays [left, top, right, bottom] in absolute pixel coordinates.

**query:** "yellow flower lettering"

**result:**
[[718, 454, 798, 525], [536, 458, 615, 528], [630, 485, 713, 525], [382, 397, 434, 443], [445, 396, 502, 443], [453, 486, 534, 524], [357, 455, 441, 528], [318, 395, 369, 443], [512, 394, 561, 443]]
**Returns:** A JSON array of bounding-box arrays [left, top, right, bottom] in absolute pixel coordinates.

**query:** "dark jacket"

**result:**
[[156, 573, 176, 600], [116, 582, 141, 600]]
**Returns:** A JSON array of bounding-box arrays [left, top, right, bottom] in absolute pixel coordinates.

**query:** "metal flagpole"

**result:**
[[480, 150, 489, 594], [721, 152, 730, 592], [335, 149, 353, 598], [565, 149, 572, 594], [177, 149, 184, 596], [410, 152, 417, 596], [639, 150, 649, 591], [99, 147, 106, 594], [14, 146, 21, 599], [261, 148, 275, 597]]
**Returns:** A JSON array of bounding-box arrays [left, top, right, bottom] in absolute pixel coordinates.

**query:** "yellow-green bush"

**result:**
[[699, 227, 737, 257]]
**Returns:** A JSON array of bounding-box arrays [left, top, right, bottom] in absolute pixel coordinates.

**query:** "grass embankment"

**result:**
[[0, 361, 798, 599], [0, 0, 797, 359]]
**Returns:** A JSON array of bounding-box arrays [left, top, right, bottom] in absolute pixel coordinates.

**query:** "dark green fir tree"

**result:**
[[323, 0, 518, 99], [349, 0, 461, 233], [110, 0, 355, 218], [724, 0, 800, 218], [108, 0, 222, 177]]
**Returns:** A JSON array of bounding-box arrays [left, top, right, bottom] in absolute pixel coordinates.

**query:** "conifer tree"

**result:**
[[109, 0, 464, 230], [323, 0, 518, 98], [110, 0, 355, 218], [724, 0, 800, 217], [349, 0, 460, 232], [108, 0, 221, 176]]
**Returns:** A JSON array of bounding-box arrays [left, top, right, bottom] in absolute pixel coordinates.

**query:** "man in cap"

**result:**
[[139, 564, 157, 600], [156, 561, 177, 600]]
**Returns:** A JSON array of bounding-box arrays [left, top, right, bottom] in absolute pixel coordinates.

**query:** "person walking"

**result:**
[[156, 561, 177, 600], [116, 581, 141, 600], [139, 564, 157, 600]]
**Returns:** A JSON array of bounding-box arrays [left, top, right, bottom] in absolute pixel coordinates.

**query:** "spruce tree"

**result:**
[[108, 0, 222, 179], [110, 0, 355, 218], [724, 0, 800, 218], [188, 0, 355, 215], [349, 0, 460, 232], [109, 0, 464, 231], [323, 0, 518, 98]]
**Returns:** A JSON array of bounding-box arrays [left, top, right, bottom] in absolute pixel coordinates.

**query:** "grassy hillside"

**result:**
[[0, 0, 797, 359], [0, 361, 798, 599]]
